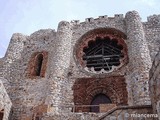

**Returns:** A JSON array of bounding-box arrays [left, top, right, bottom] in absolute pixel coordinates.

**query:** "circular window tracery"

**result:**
[[83, 37, 124, 72], [75, 28, 128, 74]]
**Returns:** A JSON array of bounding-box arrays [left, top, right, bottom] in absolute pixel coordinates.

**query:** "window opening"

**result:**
[[83, 37, 124, 72], [35, 54, 43, 76], [0, 109, 4, 120]]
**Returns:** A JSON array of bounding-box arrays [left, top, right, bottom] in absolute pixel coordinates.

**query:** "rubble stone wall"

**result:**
[[0, 78, 12, 120], [0, 11, 159, 120], [1, 30, 57, 119], [143, 15, 160, 61], [149, 49, 160, 120]]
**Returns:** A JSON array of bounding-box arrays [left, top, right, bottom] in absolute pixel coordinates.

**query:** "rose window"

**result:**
[[83, 37, 124, 72]]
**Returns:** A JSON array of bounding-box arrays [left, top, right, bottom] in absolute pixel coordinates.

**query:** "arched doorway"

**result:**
[[90, 94, 111, 112]]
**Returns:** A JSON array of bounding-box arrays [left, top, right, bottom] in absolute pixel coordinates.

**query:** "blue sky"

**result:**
[[0, 0, 160, 58]]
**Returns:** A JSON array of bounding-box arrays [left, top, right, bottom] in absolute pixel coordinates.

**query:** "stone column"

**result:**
[[46, 21, 72, 114], [125, 11, 152, 105]]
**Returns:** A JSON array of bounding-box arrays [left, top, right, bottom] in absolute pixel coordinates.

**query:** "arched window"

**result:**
[[35, 54, 43, 76], [90, 94, 111, 112], [27, 51, 48, 78]]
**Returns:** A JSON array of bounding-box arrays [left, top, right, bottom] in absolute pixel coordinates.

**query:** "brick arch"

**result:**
[[72, 76, 128, 112], [85, 87, 117, 105], [74, 27, 128, 74]]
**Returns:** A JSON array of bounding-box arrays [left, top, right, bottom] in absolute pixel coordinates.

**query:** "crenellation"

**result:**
[[0, 11, 160, 120], [147, 14, 160, 25], [85, 17, 94, 22], [98, 15, 108, 19], [114, 14, 123, 19], [71, 20, 80, 25]]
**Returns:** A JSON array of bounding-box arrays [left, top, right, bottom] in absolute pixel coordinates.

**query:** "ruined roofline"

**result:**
[[70, 11, 160, 25], [70, 14, 124, 25], [8, 11, 160, 41], [144, 14, 160, 25], [3, 11, 160, 59]]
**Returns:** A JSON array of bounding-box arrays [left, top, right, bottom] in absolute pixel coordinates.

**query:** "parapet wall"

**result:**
[[71, 14, 126, 36], [71, 14, 124, 25]]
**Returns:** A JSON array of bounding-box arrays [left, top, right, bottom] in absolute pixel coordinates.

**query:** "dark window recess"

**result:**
[[35, 116, 40, 120], [83, 37, 124, 71], [90, 94, 112, 112], [0, 109, 4, 120], [32, 114, 41, 120], [35, 54, 43, 76]]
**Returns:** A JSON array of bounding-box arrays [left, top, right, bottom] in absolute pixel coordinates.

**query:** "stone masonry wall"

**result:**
[[149, 49, 160, 120], [0, 10, 159, 120], [69, 11, 152, 106], [125, 11, 152, 105], [2, 29, 57, 119], [0, 58, 3, 78], [70, 13, 132, 107], [45, 21, 73, 114], [143, 15, 160, 61], [0, 78, 12, 120]]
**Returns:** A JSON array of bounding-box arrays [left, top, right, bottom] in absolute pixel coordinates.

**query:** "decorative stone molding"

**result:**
[[74, 28, 128, 74]]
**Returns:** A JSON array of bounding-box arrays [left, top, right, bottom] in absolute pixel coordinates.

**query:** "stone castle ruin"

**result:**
[[0, 11, 160, 120]]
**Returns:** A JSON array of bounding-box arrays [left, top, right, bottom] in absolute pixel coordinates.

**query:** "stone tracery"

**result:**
[[75, 28, 128, 74]]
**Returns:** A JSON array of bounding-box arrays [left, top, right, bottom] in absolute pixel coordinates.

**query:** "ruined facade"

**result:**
[[0, 11, 160, 120]]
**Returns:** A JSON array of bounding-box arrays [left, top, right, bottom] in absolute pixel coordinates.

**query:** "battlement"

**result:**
[[71, 14, 124, 25], [146, 14, 160, 25]]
